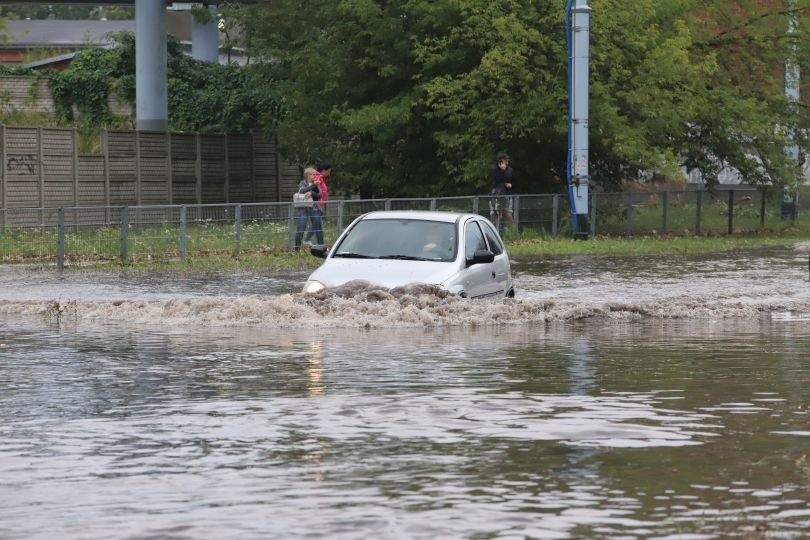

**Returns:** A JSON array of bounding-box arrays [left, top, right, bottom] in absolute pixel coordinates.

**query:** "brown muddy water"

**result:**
[[1, 245, 810, 539]]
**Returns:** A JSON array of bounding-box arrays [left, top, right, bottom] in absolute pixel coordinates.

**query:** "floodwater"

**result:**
[[1, 245, 810, 539]]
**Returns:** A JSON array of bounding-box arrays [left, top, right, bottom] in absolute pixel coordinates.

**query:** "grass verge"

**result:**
[[4, 226, 809, 271], [505, 229, 810, 257]]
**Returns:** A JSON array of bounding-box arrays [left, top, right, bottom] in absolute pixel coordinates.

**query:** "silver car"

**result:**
[[302, 211, 514, 299]]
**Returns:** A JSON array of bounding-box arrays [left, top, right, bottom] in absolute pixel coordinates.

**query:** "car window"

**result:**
[[481, 221, 503, 255], [464, 221, 488, 258], [334, 218, 457, 261]]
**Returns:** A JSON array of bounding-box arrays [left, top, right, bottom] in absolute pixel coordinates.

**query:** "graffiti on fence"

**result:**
[[6, 155, 38, 175]]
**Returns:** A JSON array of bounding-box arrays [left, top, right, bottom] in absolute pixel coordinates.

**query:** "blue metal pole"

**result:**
[[566, 0, 591, 237]]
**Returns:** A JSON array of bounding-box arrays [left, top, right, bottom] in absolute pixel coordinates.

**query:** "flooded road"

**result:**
[[1, 245, 810, 538]]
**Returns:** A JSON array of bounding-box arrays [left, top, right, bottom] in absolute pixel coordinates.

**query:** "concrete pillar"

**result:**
[[192, 4, 219, 62], [136, 0, 168, 132]]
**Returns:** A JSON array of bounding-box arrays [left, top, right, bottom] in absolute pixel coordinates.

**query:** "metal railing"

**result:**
[[1, 187, 808, 267]]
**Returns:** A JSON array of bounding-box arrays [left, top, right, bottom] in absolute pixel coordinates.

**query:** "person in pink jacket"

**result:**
[[305, 163, 332, 245]]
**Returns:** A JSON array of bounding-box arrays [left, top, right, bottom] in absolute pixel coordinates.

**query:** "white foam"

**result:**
[[2, 284, 809, 329]]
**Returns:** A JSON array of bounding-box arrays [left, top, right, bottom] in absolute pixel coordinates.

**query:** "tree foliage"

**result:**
[[46, 32, 278, 135], [233, 0, 808, 197]]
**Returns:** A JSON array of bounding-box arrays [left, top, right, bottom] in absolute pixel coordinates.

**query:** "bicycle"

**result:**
[[488, 192, 513, 235]]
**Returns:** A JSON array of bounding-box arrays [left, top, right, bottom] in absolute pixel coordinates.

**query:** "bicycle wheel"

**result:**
[[489, 199, 501, 231]]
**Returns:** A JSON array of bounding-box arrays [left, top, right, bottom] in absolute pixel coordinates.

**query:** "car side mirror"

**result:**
[[309, 244, 329, 258], [466, 249, 495, 267]]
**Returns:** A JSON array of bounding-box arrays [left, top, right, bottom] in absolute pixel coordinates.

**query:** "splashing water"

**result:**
[[1, 245, 809, 327]]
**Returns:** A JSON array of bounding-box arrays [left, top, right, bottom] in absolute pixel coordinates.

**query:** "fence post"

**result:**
[[552, 194, 559, 237], [57, 208, 65, 270], [103, 129, 110, 225], [274, 135, 281, 202], [727, 189, 734, 235], [760, 187, 767, 227], [287, 202, 295, 251], [38, 126, 44, 226], [120, 206, 129, 264], [135, 130, 142, 208], [589, 192, 597, 237], [0, 124, 6, 230], [249, 133, 256, 202], [625, 194, 633, 236], [513, 194, 521, 231], [430, 198, 436, 211], [661, 191, 668, 233], [385, 199, 391, 211], [472, 196, 479, 215], [234, 203, 242, 258], [695, 190, 703, 235], [179, 205, 187, 261], [224, 133, 231, 203], [72, 128, 79, 220], [166, 132, 173, 205], [337, 200, 344, 233], [195, 132, 202, 204]]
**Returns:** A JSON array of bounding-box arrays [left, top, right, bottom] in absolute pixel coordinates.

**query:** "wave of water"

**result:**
[[1, 280, 809, 328], [2, 245, 809, 327]]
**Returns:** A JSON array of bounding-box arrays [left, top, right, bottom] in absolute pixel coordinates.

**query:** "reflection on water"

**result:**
[[308, 340, 326, 396], [1, 245, 810, 538]]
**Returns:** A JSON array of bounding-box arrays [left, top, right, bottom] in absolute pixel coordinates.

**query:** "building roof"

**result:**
[[4, 20, 135, 48]]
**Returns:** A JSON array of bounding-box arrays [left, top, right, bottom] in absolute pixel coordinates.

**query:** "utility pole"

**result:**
[[566, 0, 591, 237]]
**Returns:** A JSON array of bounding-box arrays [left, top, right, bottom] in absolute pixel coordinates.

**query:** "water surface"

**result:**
[[1, 245, 809, 539]]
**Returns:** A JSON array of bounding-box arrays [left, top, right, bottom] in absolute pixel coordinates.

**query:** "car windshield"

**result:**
[[333, 218, 457, 262]]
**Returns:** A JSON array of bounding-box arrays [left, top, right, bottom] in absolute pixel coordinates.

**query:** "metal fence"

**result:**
[[1, 186, 809, 267]]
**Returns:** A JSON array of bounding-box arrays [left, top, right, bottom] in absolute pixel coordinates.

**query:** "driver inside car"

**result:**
[[421, 228, 452, 260]]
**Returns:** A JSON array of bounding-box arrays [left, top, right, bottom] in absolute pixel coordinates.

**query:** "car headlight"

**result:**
[[302, 280, 326, 294]]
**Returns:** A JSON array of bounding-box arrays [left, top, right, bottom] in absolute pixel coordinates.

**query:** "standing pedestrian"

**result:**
[[294, 167, 320, 250], [305, 163, 332, 245], [488, 152, 514, 228]]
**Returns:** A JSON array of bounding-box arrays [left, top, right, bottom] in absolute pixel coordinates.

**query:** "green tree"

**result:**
[[47, 32, 276, 135], [682, 0, 810, 189], [236, 0, 808, 197]]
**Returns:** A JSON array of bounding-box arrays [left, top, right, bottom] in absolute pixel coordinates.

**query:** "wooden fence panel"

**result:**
[[226, 134, 252, 203], [139, 132, 169, 204], [201, 134, 227, 204], [78, 155, 107, 208], [170, 133, 198, 204], [1, 125, 290, 209], [253, 137, 277, 202]]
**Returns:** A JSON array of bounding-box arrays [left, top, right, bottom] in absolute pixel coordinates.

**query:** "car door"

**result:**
[[461, 219, 501, 299], [480, 219, 511, 296]]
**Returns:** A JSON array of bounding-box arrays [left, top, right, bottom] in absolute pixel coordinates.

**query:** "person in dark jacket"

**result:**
[[294, 167, 321, 250], [489, 152, 514, 227]]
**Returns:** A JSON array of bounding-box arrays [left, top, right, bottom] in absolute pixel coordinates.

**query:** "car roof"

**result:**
[[360, 210, 477, 223]]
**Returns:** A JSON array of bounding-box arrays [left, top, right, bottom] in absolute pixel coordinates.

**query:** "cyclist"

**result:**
[[489, 152, 514, 228]]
